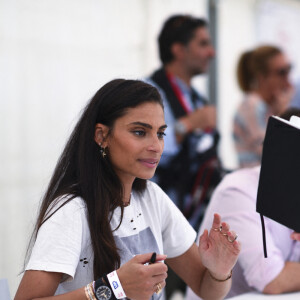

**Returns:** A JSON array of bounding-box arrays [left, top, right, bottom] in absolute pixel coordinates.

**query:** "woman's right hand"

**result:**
[[117, 253, 168, 300]]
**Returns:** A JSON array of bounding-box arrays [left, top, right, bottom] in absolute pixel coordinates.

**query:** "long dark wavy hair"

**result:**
[[26, 79, 163, 279]]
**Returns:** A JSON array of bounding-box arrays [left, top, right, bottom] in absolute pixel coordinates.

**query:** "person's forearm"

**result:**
[[15, 287, 86, 300], [197, 269, 231, 300], [263, 261, 300, 294]]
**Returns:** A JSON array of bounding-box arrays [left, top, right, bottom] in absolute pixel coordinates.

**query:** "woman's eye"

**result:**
[[133, 130, 145, 137], [157, 132, 166, 139]]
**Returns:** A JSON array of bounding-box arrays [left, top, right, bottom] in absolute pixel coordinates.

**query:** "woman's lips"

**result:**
[[138, 159, 158, 168]]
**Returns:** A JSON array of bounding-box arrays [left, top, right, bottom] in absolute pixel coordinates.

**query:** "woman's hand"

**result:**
[[198, 213, 241, 280], [117, 253, 168, 300]]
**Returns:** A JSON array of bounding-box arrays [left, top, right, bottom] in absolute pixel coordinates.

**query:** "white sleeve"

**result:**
[[156, 185, 196, 258], [26, 198, 86, 281]]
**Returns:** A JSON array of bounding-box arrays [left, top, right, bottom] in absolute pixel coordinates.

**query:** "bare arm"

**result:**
[[166, 214, 240, 300], [263, 262, 300, 294], [262, 232, 300, 294], [14, 271, 86, 300], [166, 244, 232, 300], [14, 253, 167, 300]]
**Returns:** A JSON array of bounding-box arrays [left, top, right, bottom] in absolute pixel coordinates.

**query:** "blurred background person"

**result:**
[[187, 107, 300, 299], [147, 14, 225, 299], [233, 45, 293, 168], [290, 80, 300, 108], [148, 14, 224, 232]]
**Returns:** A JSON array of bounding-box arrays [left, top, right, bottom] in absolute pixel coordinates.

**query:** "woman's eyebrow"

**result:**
[[129, 121, 167, 130]]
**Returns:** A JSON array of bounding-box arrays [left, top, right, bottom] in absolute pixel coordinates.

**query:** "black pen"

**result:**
[[149, 252, 156, 264]]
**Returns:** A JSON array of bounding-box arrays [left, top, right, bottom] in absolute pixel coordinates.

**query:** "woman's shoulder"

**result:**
[[140, 180, 176, 209], [132, 181, 167, 204], [144, 180, 167, 198], [46, 195, 87, 219], [146, 180, 161, 190]]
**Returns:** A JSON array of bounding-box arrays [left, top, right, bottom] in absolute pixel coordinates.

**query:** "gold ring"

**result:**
[[155, 283, 162, 294], [227, 234, 238, 243], [213, 225, 222, 232]]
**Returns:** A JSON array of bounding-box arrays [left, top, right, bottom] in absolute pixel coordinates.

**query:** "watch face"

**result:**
[[95, 285, 112, 300]]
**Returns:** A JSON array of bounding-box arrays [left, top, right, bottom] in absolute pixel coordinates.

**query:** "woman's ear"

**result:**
[[94, 123, 109, 146]]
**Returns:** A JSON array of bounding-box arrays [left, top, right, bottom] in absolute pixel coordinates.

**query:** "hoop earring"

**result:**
[[99, 143, 107, 158]]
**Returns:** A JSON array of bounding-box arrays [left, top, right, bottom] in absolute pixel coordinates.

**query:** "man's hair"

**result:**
[[158, 14, 207, 64]]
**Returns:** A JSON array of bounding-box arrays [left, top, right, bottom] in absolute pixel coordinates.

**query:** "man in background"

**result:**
[[149, 14, 223, 231], [148, 14, 224, 299]]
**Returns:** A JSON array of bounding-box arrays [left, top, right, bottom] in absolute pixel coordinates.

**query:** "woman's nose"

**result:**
[[147, 135, 163, 153]]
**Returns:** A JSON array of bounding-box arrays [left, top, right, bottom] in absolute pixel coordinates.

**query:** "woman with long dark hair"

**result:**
[[15, 79, 240, 300]]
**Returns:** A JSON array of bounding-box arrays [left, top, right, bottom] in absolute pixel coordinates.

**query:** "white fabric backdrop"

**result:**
[[0, 0, 206, 296], [2, 0, 300, 296]]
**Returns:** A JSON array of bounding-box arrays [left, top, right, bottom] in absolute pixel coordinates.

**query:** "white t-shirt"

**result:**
[[26, 181, 196, 298]]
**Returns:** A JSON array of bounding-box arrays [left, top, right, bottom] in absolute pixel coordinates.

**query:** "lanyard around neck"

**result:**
[[166, 72, 193, 114]]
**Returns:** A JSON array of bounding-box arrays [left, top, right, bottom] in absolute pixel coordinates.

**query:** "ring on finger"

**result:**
[[213, 225, 222, 232], [227, 234, 238, 243], [220, 230, 228, 236], [155, 283, 162, 295]]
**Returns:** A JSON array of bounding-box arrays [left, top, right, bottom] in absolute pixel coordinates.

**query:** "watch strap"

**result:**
[[94, 276, 117, 300]]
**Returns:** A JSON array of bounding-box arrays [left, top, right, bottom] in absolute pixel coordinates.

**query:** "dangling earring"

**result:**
[[99, 143, 107, 158]]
